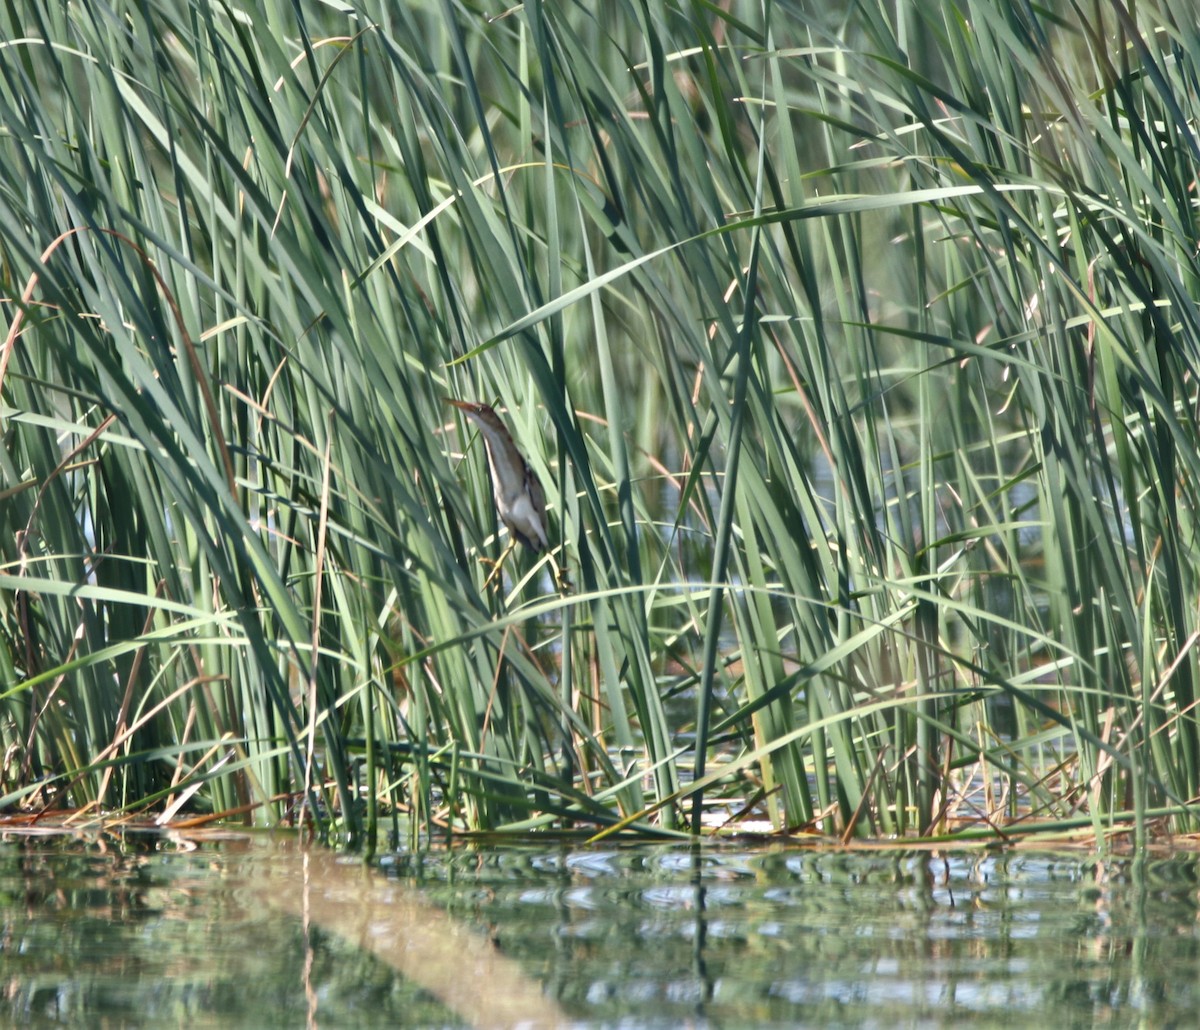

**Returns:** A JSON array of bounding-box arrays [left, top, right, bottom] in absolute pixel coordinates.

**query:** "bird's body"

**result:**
[[447, 399, 549, 554], [497, 469, 548, 552]]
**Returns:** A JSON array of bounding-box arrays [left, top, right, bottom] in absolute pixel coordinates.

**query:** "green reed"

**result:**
[[1, 0, 1197, 845]]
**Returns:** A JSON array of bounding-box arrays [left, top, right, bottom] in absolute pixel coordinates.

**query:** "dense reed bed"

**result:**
[[2, 1, 1198, 847]]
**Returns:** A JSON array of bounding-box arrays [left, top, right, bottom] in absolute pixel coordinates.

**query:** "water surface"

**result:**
[[2, 829, 1198, 1027]]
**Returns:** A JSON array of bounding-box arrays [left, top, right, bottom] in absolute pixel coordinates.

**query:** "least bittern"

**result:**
[[447, 398, 564, 589]]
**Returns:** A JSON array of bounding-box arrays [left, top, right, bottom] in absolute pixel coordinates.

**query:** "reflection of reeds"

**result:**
[[2, 0, 1198, 845]]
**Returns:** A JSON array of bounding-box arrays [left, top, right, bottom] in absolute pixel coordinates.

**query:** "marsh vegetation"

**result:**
[[2, 1, 1199, 848]]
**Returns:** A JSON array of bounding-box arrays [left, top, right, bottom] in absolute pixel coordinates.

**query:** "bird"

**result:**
[[447, 398, 551, 587]]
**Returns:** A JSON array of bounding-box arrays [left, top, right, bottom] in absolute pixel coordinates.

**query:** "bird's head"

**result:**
[[445, 398, 502, 429]]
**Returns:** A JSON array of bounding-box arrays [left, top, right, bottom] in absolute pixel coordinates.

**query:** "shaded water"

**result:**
[[2, 830, 1199, 1027]]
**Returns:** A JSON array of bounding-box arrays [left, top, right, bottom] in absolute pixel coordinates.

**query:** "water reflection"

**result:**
[[383, 844, 1200, 1026], [0, 832, 458, 1027], [2, 831, 1200, 1027]]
